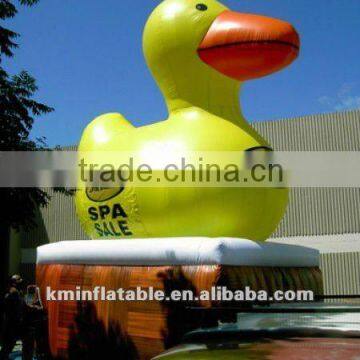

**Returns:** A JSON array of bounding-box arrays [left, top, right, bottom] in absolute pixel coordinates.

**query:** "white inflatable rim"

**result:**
[[36, 238, 319, 267]]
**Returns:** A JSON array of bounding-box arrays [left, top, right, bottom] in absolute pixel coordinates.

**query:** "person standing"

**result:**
[[24, 285, 46, 359], [0, 275, 25, 359]]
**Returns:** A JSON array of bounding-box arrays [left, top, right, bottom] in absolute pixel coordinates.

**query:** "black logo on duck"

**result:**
[[86, 185, 125, 203]]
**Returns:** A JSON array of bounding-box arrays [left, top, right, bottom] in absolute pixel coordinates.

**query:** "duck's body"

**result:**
[[76, 0, 300, 241], [76, 107, 288, 241]]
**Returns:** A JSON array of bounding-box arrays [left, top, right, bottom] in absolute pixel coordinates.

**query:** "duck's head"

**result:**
[[143, 0, 300, 116]]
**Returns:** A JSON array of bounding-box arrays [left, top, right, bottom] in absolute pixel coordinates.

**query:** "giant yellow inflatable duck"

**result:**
[[76, 0, 300, 241]]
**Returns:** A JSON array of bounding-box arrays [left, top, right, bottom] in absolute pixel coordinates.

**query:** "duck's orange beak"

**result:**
[[198, 11, 300, 81]]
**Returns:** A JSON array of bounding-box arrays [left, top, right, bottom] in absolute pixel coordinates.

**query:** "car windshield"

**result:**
[[184, 302, 360, 341], [237, 303, 360, 332]]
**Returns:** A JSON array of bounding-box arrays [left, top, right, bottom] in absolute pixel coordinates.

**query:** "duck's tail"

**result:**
[[78, 112, 135, 153], [97, 112, 135, 132]]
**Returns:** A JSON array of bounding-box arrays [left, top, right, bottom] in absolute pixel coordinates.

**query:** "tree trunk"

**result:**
[[0, 226, 10, 295]]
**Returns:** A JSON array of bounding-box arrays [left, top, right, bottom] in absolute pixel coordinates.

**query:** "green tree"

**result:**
[[0, 0, 60, 290]]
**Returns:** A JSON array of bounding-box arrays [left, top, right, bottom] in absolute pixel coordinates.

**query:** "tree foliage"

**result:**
[[0, 0, 58, 230]]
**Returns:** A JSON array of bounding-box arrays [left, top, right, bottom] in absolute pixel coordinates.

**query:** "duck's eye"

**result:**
[[196, 3, 208, 11]]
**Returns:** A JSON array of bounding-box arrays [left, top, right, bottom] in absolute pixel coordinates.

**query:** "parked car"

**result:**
[[154, 302, 360, 360]]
